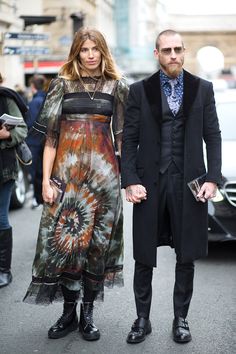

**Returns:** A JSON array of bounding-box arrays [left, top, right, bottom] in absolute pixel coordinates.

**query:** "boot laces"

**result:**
[[83, 303, 93, 325], [56, 302, 75, 324]]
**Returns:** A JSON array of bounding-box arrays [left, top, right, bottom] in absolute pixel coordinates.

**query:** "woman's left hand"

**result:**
[[42, 182, 54, 205]]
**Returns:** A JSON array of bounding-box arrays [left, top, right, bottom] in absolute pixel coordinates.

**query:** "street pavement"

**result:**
[[0, 196, 236, 354]]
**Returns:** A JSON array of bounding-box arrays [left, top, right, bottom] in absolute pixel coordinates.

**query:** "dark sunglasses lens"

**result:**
[[161, 47, 183, 55], [174, 47, 183, 54], [161, 48, 171, 55]]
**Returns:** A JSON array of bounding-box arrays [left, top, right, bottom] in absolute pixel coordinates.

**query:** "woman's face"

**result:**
[[79, 39, 102, 76]]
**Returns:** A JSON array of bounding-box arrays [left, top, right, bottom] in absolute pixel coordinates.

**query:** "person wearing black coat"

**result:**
[[0, 79, 28, 288], [25, 75, 46, 207], [121, 30, 222, 344]]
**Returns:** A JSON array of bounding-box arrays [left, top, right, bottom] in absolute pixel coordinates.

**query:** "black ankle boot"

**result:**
[[79, 302, 100, 341], [48, 302, 78, 339], [0, 228, 12, 288]]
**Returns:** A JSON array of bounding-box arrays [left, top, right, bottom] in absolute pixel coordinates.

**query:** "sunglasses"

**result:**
[[160, 47, 184, 55]]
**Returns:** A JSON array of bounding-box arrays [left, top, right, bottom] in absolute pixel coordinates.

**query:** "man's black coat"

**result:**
[[121, 70, 222, 267]]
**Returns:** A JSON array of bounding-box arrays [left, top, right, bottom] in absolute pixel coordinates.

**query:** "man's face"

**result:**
[[154, 34, 185, 78]]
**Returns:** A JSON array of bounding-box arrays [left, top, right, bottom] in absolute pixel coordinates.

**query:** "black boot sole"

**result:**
[[79, 323, 100, 341], [48, 320, 79, 339]]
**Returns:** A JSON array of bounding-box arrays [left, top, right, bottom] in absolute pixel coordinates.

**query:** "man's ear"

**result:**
[[154, 49, 159, 60]]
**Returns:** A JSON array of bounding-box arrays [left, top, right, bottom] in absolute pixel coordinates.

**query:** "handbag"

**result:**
[[49, 176, 66, 204], [187, 173, 207, 201], [15, 141, 32, 165]]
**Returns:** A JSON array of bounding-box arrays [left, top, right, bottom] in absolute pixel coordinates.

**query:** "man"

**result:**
[[25, 74, 46, 208], [121, 30, 221, 344]]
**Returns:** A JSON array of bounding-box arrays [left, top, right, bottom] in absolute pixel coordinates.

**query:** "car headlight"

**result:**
[[211, 188, 224, 203]]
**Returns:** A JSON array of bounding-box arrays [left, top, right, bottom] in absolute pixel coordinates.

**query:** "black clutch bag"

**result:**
[[49, 176, 66, 204], [187, 173, 206, 201], [15, 141, 32, 165]]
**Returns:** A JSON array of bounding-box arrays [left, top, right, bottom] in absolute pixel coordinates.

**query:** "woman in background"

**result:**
[[23, 28, 128, 341], [0, 73, 28, 288]]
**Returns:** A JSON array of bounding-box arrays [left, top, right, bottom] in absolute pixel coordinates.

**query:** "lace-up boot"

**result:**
[[48, 301, 78, 339], [79, 302, 100, 341]]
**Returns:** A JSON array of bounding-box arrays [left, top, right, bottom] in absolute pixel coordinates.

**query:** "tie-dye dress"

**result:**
[[23, 76, 129, 304]]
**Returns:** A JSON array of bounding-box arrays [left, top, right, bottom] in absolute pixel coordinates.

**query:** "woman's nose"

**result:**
[[88, 49, 94, 57]]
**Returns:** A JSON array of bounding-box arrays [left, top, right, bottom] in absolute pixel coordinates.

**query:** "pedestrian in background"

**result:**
[[25, 74, 46, 208], [14, 83, 28, 105], [121, 29, 221, 344], [23, 28, 128, 341], [0, 73, 28, 288]]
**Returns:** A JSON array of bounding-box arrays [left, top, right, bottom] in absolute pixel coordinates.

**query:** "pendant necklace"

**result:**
[[81, 77, 100, 100]]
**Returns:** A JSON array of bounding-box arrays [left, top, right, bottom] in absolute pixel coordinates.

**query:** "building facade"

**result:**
[[115, 0, 159, 78], [1, 1, 236, 86], [1, 0, 116, 84], [0, 0, 25, 87]]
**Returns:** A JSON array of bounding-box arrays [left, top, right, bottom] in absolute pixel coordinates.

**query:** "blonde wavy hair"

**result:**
[[59, 28, 121, 80]]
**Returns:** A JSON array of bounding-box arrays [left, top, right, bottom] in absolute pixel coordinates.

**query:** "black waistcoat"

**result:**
[[159, 91, 185, 174]]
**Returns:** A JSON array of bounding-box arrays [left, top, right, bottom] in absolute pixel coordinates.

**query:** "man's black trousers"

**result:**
[[133, 162, 194, 319]]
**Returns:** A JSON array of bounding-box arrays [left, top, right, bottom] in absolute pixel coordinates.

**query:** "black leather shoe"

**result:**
[[79, 302, 100, 341], [172, 317, 192, 343], [48, 302, 78, 339], [0, 271, 12, 288], [126, 317, 152, 344]]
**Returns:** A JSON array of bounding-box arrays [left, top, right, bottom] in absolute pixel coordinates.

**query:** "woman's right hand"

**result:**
[[42, 182, 54, 204]]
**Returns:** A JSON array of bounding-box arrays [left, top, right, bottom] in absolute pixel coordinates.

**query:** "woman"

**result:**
[[0, 75, 28, 288], [23, 28, 129, 341]]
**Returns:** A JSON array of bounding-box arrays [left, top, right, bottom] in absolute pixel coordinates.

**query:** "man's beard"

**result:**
[[160, 62, 183, 78]]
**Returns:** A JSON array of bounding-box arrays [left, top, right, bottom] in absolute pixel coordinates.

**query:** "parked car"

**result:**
[[10, 164, 29, 209], [208, 89, 236, 241]]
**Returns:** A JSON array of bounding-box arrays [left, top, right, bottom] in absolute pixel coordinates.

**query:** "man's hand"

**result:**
[[125, 184, 147, 204], [197, 182, 217, 203]]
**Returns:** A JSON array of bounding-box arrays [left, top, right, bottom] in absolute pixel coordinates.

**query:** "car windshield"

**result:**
[[217, 101, 236, 140]]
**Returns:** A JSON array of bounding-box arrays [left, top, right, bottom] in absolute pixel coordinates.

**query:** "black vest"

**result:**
[[159, 91, 185, 174]]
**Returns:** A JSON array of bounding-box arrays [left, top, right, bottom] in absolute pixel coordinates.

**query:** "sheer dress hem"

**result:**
[[23, 267, 123, 305]]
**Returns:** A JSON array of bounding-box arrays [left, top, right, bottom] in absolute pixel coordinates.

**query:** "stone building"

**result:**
[[1, 0, 116, 84], [0, 0, 25, 87]]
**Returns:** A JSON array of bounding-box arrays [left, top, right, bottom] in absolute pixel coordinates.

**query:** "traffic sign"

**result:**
[[4, 32, 49, 41], [3, 46, 50, 55]]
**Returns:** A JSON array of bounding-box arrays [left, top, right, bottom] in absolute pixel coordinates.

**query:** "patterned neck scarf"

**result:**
[[160, 70, 184, 116]]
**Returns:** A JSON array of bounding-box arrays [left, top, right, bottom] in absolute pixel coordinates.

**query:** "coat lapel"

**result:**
[[143, 69, 201, 121], [183, 70, 200, 118], [143, 71, 162, 123]]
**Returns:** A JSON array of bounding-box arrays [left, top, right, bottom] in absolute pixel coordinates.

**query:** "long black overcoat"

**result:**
[[121, 70, 222, 267]]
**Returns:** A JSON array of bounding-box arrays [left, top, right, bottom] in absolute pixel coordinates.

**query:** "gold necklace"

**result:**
[[80, 77, 100, 100]]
